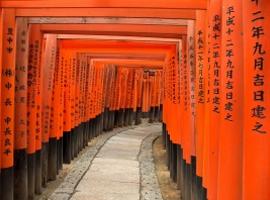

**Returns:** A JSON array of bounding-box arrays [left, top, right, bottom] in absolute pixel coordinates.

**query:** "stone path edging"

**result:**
[[139, 131, 163, 200]]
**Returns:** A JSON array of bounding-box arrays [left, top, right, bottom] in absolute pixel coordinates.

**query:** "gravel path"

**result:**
[[48, 123, 163, 200]]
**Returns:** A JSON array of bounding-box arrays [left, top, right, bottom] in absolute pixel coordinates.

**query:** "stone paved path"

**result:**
[[49, 123, 163, 200]]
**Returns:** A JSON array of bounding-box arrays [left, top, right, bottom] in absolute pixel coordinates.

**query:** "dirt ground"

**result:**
[[153, 136, 181, 200]]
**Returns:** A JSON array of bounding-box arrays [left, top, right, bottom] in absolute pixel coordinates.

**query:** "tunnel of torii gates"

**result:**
[[0, 0, 269, 200]]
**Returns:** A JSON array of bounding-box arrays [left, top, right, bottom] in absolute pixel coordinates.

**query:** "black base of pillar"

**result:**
[[100, 113, 104, 134], [128, 109, 134, 125], [124, 109, 129, 126], [83, 122, 88, 147], [162, 123, 166, 148], [154, 106, 160, 122], [58, 137, 63, 171], [71, 128, 76, 159], [14, 149, 28, 200], [202, 187, 207, 200], [28, 153, 35, 200], [35, 150, 42, 194], [196, 176, 205, 200], [171, 143, 178, 182], [119, 109, 125, 127], [159, 105, 163, 122], [114, 110, 119, 127], [179, 147, 185, 199], [88, 120, 93, 141], [48, 138, 57, 181], [191, 156, 197, 200], [148, 107, 155, 123], [108, 110, 114, 130], [103, 108, 109, 131], [93, 118, 98, 137], [1, 167, 14, 200], [165, 131, 171, 170], [142, 112, 149, 118], [176, 145, 181, 189], [135, 107, 142, 125], [63, 132, 72, 164], [74, 126, 79, 157], [183, 160, 192, 200], [41, 142, 48, 187]]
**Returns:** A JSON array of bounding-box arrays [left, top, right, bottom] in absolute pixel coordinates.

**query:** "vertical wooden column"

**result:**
[[70, 51, 77, 157], [62, 48, 72, 164], [182, 33, 193, 200], [27, 24, 43, 199], [57, 44, 64, 170], [27, 25, 36, 199], [207, 0, 222, 199], [181, 36, 188, 163], [41, 34, 57, 186], [14, 17, 29, 200], [242, 1, 270, 199], [34, 25, 43, 195], [0, 9, 2, 196], [135, 69, 143, 125], [187, 19, 197, 200], [217, 1, 243, 200], [202, 2, 211, 195], [0, 8, 15, 200], [170, 51, 180, 183], [195, 11, 207, 197]]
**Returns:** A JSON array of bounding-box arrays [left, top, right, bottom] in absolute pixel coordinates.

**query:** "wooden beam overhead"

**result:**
[[57, 34, 180, 43], [59, 39, 176, 50], [28, 17, 188, 26], [92, 58, 164, 68], [79, 52, 165, 61], [39, 24, 187, 38], [1, 0, 207, 10], [15, 8, 196, 19]]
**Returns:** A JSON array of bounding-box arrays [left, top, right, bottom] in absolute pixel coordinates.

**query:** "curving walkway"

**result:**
[[49, 123, 162, 200]]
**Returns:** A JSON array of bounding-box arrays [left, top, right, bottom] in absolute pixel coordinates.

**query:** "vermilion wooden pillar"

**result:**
[[27, 24, 43, 199], [195, 10, 207, 196], [202, 2, 211, 195], [207, 0, 222, 199], [40, 34, 57, 187], [217, 1, 243, 200], [0, 8, 16, 200], [242, 1, 270, 199], [14, 17, 29, 200]]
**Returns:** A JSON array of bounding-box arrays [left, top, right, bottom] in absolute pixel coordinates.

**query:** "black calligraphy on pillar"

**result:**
[[197, 30, 205, 104], [224, 6, 236, 122], [176, 54, 181, 105], [171, 56, 177, 105], [183, 45, 188, 111], [250, 0, 267, 134], [206, 23, 211, 105], [189, 36, 195, 116], [3, 26, 15, 157], [6, 27, 13, 54], [212, 14, 221, 114]]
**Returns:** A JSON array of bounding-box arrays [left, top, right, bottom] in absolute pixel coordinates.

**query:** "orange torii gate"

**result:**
[[56, 39, 173, 131], [92, 58, 163, 123], [0, 11, 181, 196], [7, 1, 270, 200], [0, 5, 185, 200]]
